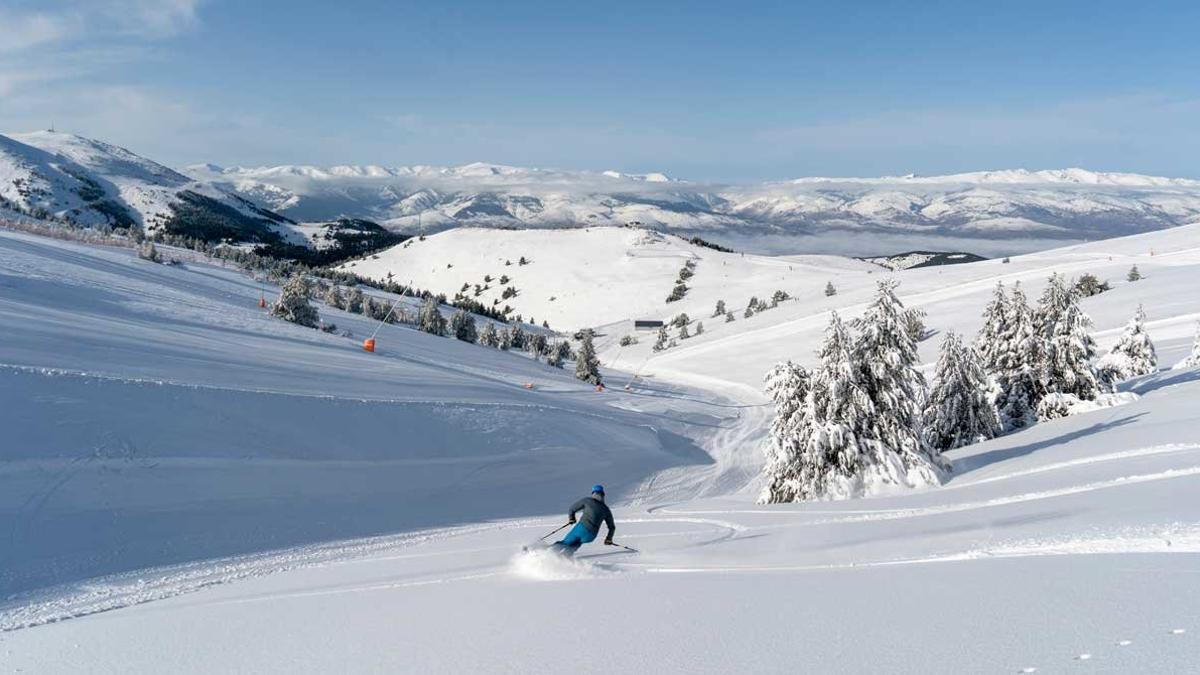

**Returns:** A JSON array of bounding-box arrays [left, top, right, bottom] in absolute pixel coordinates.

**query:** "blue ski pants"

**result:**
[[556, 521, 598, 552]]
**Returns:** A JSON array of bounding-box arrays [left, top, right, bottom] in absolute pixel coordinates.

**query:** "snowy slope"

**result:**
[[0, 229, 714, 597], [0, 132, 294, 242], [343, 226, 875, 330], [346, 222, 1200, 497], [3, 223, 1200, 672], [642, 222, 1200, 396], [187, 161, 1200, 255]]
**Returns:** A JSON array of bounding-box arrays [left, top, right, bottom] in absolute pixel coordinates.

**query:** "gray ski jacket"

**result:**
[[568, 495, 615, 538]]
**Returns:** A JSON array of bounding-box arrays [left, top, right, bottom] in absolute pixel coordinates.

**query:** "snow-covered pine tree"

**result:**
[[853, 280, 947, 480], [346, 287, 364, 314], [1097, 305, 1157, 386], [528, 332, 548, 358], [923, 331, 1000, 451], [575, 331, 602, 385], [548, 341, 571, 368], [713, 300, 726, 317], [137, 240, 160, 262], [758, 361, 813, 504], [478, 321, 499, 347], [824, 281, 836, 297], [1074, 273, 1110, 297], [498, 327, 512, 350], [903, 306, 928, 343], [271, 274, 320, 328], [653, 326, 669, 351], [509, 325, 527, 350], [992, 282, 1045, 429], [725, 311, 735, 323], [450, 308, 478, 342], [325, 285, 345, 310], [695, 321, 704, 335], [975, 281, 1009, 373], [759, 312, 880, 502], [1127, 265, 1142, 282], [1172, 323, 1200, 370], [679, 324, 690, 339], [418, 296, 447, 336], [1036, 273, 1100, 400]]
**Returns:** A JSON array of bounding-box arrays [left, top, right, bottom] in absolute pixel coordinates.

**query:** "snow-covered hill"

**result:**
[[3, 221, 1200, 672], [343, 226, 875, 330], [859, 250, 988, 270], [188, 161, 1200, 256], [345, 222, 1200, 389], [0, 131, 294, 242], [639, 222, 1200, 396]]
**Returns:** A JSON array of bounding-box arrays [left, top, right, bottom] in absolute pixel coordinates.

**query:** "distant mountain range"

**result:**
[[0, 131, 291, 243], [5, 130, 1200, 256], [185, 161, 1200, 254]]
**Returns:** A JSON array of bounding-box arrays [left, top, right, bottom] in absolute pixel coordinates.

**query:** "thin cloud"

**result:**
[[0, 9, 79, 53], [0, 1, 202, 55], [103, 0, 202, 39]]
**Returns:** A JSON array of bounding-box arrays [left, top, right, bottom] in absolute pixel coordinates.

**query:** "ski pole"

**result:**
[[540, 522, 572, 541], [606, 542, 639, 553]]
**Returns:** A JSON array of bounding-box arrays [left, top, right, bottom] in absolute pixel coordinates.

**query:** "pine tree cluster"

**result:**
[[759, 281, 946, 503]]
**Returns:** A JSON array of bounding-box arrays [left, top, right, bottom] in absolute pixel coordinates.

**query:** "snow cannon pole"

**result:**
[[540, 522, 572, 541], [606, 542, 639, 553], [369, 296, 402, 341]]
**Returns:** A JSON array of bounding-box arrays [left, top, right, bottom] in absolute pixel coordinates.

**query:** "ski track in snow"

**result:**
[[950, 443, 1200, 488], [649, 464, 1200, 523], [633, 524, 1200, 575], [0, 519, 545, 632]]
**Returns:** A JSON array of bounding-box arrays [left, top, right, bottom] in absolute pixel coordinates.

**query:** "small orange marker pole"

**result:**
[[595, 385, 605, 392], [258, 295, 267, 308], [363, 338, 376, 353], [523, 382, 534, 390]]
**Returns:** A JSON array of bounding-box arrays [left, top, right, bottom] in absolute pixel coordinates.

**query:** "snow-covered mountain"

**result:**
[[187, 160, 1200, 255], [0, 131, 293, 242], [7, 128, 1200, 257]]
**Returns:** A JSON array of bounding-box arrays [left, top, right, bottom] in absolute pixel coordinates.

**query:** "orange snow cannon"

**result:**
[[363, 338, 376, 353]]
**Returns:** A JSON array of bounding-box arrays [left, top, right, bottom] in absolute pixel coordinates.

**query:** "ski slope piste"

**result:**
[[2, 222, 1200, 673]]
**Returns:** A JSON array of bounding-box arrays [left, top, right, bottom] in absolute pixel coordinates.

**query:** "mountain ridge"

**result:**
[[184, 158, 1200, 255], [7, 129, 1200, 256]]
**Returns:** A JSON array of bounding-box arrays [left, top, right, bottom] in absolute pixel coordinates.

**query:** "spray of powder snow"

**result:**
[[509, 548, 617, 581]]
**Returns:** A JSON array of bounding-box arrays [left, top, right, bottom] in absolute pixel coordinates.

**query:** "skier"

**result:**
[[552, 484, 615, 555]]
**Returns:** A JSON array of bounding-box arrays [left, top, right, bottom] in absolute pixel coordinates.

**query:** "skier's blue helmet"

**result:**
[[592, 484, 605, 495]]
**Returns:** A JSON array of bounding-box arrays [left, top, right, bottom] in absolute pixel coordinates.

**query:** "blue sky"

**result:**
[[1, 0, 1198, 181]]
